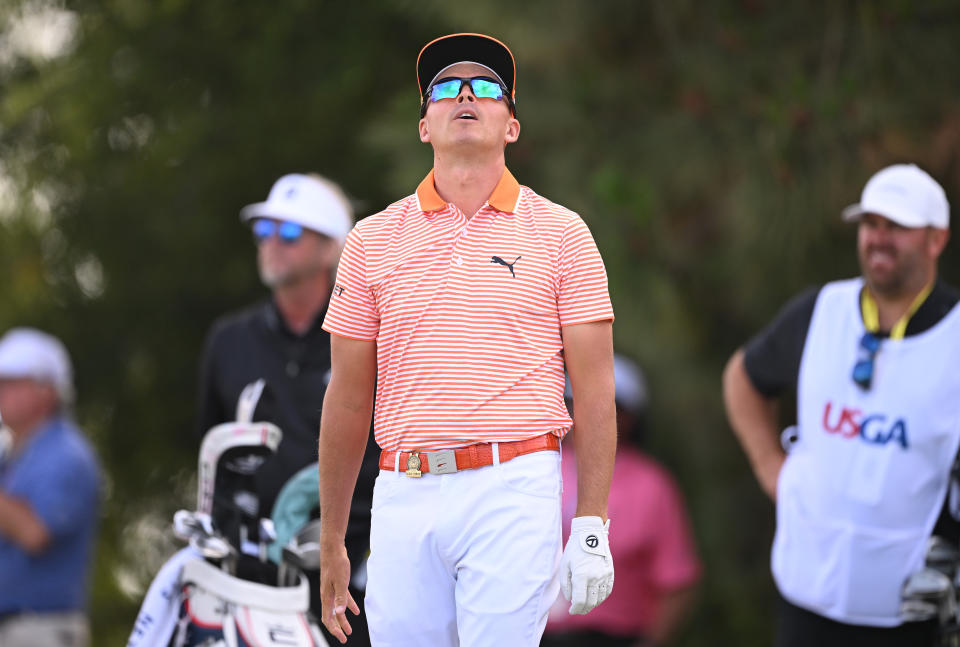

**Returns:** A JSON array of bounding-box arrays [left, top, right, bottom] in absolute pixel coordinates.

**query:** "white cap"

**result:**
[[0, 327, 74, 405], [842, 164, 950, 229], [240, 174, 354, 243]]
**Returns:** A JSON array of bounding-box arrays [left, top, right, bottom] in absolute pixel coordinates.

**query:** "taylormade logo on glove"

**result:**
[[560, 515, 614, 614]]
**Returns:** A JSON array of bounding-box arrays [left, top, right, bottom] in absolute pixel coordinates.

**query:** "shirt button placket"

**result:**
[[451, 209, 469, 269]]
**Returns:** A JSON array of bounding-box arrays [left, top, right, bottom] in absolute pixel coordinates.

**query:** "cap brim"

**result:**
[[417, 33, 515, 102], [841, 203, 864, 222], [841, 202, 929, 228], [427, 62, 506, 94], [240, 201, 280, 222], [0, 366, 32, 380], [240, 202, 347, 242]]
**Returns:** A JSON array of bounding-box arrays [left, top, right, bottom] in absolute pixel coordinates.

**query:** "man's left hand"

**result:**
[[559, 515, 614, 614]]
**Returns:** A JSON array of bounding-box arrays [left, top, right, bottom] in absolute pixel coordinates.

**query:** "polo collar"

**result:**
[[262, 299, 327, 339], [416, 167, 521, 214]]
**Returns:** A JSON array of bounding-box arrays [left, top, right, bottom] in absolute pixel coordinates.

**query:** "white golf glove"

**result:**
[[560, 515, 613, 614]]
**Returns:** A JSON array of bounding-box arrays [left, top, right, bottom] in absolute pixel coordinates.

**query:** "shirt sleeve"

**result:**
[[557, 216, 614, 326], [323, 228, 380, 341], [743, 285, 821, 397], [195, 324, 228, 439], [27, 440, 99, 540]]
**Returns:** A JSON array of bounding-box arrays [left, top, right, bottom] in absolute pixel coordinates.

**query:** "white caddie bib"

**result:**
[[773, 278, 960, 626]]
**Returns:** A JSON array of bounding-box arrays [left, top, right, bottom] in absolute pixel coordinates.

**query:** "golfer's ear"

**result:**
[[504, 118, 520, 144], [419, 118, 430, 143]]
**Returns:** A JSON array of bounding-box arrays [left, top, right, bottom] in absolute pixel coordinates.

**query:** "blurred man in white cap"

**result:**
[[196, 172, 377, 645], [0, 328, 101, 647], [724, 163, 958, 646]]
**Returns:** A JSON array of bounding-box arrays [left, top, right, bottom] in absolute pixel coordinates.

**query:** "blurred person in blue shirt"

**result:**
[[0, 328, 101, 647]]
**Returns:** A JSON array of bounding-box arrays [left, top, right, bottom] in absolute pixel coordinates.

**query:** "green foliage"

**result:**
[[1, 1, 959, 644]]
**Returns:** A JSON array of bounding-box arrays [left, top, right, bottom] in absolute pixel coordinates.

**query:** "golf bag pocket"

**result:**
[[173, 558, 325, 647]]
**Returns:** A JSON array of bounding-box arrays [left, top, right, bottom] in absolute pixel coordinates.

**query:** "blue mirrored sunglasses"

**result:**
[[429, 76, 506, 103], [852, 332, 881, 390], [252, 219, 304, 244]]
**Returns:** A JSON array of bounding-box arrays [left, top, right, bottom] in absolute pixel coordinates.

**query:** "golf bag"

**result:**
[[900, 535, 960, 646], [128, 380, 328, 647], [171, 557, 321, 647], [900, 455, 960, 646]]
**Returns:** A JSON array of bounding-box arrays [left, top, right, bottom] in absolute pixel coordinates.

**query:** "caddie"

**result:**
[[723, 163, 959, 646]]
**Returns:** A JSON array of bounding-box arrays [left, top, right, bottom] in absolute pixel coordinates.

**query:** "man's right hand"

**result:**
[[319, 543, 360, 644], [317, 335, 376, 642], [722, 349, 785, 504]]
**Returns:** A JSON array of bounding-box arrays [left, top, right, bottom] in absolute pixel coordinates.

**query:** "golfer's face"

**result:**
[[419, 63, 517, 151]]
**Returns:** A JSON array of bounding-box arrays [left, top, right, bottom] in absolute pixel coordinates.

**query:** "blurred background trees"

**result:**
[[1, 0, 958, 643]]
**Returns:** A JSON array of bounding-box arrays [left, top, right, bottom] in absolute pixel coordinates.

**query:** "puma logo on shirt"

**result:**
[[490, 255, 521, 278]]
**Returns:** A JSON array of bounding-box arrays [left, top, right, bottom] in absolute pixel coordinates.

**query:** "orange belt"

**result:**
[[379, 433, 560, 477]]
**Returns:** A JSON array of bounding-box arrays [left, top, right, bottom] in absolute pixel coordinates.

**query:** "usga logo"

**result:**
[[821, 402, 909, 449]]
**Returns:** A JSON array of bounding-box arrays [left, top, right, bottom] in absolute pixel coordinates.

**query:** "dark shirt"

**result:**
[[197, 299, 379, 541]]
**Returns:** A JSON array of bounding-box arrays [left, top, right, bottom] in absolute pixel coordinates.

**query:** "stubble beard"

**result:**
[[859, 246, 923, 300], [258, 258, 328, 290]]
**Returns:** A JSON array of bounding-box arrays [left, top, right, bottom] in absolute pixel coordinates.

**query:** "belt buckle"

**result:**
[[405, 452, 422, 478], [426, 449, 458, 475]]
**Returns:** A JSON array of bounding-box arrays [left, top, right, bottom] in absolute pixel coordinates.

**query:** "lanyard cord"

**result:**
[[860, 281, 934, 340]]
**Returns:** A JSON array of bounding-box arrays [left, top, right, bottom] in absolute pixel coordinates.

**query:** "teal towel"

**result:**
[[268, 463, 319, 563]]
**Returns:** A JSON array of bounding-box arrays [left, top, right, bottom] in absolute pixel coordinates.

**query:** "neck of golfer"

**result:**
[[432, 151, 505, 220]]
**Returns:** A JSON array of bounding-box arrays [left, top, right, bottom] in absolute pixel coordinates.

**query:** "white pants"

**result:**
[[0, 611, 90, 647], [365, 449, 562, 647]]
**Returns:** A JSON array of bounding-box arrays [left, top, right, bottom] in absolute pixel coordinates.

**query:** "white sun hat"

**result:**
[[0, 327, 74, 405], [842, 164, 949, 229], [240, 174, 354, 243]]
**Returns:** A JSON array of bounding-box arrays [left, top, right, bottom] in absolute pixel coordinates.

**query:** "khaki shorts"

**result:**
[[0, 611, 90, 647]]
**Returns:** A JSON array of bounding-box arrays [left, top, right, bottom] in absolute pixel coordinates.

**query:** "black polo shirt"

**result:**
[[197, 299, 379, 529]]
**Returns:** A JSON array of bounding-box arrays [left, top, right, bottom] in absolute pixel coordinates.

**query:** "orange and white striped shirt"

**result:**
[[323, 168, 613, 451]]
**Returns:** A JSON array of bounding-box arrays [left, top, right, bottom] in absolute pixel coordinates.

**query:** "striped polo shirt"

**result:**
[[323, 168, 613, 451]]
